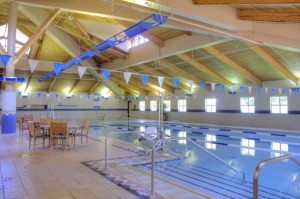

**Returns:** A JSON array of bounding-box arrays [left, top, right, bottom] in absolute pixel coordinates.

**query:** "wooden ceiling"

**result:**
[[0, 0, 299, 96]]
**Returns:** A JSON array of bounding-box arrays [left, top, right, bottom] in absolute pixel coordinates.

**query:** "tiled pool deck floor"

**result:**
[[0, 130, 207, 199]]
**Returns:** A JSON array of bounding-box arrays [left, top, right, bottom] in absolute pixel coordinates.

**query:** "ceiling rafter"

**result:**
[[68, 79, 81, 95], [177, 53, 233, 85], [47, 77, 57, 92], [192, 0, 300, 4], [24, 74, 32, 92], [251, 46, 298, 85], [14, 8, 60, 64], [0, 42, 6, 54], [237, 8, 300, 23], [71, 16, 91, 40], [137, 64, 191, 92], [88, 81, 101, 94], [204, 46, 262, 86], [111, 77, 148, 96]]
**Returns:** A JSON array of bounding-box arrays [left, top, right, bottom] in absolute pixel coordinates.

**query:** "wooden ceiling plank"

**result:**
[[0, 42, 6, 54], [205, 46, 262, 86], [110, 77, 148, 96], [47, 77, 57, 92], [192, 0, 300, 4], [88, 81, 101, 94], [141, 31, 164, 47], [68, 79, 81, 95], [24, 74, 32, 92], [14, 8, 60, 64], [237, 8, 300, 23], [81, 45, 111, 62], [177, 53, 233, 85], [251, 46, 298, 85], [72, 16, 91, 40]]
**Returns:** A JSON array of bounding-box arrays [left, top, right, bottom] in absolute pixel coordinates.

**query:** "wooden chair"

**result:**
[[73, 120, 90, 146], [18, 117, 28, 136], [50, 121, 72, 151], [28, 121, 47, 150]]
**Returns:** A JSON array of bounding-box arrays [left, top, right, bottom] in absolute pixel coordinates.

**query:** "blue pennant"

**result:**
[[127, 96, 131, 101], [87, 95, 91, 99], [142, 74, 149, 86], [102, 69, 111, 81], [174, 78, 179, 89], [55, 93, 59, 98], [37, 92, 41, 97], [220, 84, 224, 92], [240, 86, 244, 92], [18, 91, 21, 96], [53, 63, 64, 76], [271, 88, 276, 94], [201, 81, 206, 90], [282, 88, 286, 94], [0, 54, 11, 68], [257, 87, 261, 93]]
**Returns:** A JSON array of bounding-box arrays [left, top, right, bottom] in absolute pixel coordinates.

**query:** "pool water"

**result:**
[[91, 121, 300, 199]]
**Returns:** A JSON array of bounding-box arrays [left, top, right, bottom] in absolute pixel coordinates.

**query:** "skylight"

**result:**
[[128, 35, 149, 49], [0, 24, 30, 55]]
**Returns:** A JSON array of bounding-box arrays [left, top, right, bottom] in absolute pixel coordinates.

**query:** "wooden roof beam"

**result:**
[[14, 8, 60, 64], [68, 79, 81, 95], [47, 77, 57, 92], [204, 46, 262, 86], [251, 46, 298, 85], [237, 8, 300, 23], [71, 16, 91, 40], [0, 42, 6, 54], [177, 53, 233, 85], [192, 0, 300, 4], [24, 74, 32, 92], [88, 81, 101, 94], [111, 77, 148, 96]]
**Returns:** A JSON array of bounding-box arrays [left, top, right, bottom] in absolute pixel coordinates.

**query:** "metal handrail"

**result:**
[[104, 131, 183, 171], [150, 137, 245, 198], [253, 154, 300, 199]]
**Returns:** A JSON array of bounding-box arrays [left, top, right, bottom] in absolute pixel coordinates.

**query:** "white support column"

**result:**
[[2, 2, 17, 134]]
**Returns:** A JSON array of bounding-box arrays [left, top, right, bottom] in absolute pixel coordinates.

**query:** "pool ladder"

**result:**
[[253, 154, 300, 199]]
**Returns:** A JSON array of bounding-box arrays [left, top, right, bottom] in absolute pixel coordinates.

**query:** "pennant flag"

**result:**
[[248, 86, 252, 94], [144, 96, 148, 100], [220, 84, 225, 92], [188, 80, 194, 89], [0, 54, 11, 68], [265, 87, 268, 94], [240, 86, 244, 92], [102, 69, 111, 81], [121, 96, 125, 100], [139, 96, 143, 100], [87, 95, 91, 100], [257, 87, 261, 94], [174, 78, 179, 89], [289, 88, 292, 95], [28, 59, 39, 73], [278, 88, 282, 95], [282, 88, 286, 94], [114, 96, 118, 100], [55, 93, 59, 98], [142, 74, 149, 85], [123, 72, 132, 84], [46, 93, 50, 98], [271, 88, 275, 95], [150, 96, 153, 100], [53, 62, 64, 76], [230, 85, 234, 93], [80, 95, 83, 100], [18, 91, 21, 96], [201, 81, 206, 90], [211, 82, 216, 92], [296, 89, 299, 95], [158, 76, 164, 87], [78, 66, 87, 79], [37, 92, 41, 97]]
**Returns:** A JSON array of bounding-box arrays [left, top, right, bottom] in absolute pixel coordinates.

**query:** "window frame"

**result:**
[[205, 98, 217, 112], [150, 100, 157, 112], [139, 101, 145, 111], [270, 96, 288, 114], [240, 97, 255, 113], [178, 99, 186, 112]]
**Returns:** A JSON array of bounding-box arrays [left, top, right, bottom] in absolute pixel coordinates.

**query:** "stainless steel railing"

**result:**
[[253, 154, 300, 199], [104, 131, 183, 171], [150, 137, 245, 199]]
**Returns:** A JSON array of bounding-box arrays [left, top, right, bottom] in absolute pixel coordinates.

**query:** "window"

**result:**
[[240, 97, 255, 113], [270, 96, 288, 114], [271, 142, 288, 158], [205, 98, 216, 112], [178, 131, 186, 144], [165, 129, 171, 137], [241, 138, 255, 156], [178, 99, 186, 112], [129, 35, 149, 49], [205, 134, 216, 150], [163, 100, 171, 112], [139, 101, 145, 111], [150, 100, 157, 111], [140, 126, 145, 132], [0, 24, 30, 54]]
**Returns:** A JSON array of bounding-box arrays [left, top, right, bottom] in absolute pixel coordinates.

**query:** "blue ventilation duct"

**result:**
[[38, 14, 168, 82]]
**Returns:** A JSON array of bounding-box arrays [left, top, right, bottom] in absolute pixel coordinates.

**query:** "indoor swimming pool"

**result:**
[[89, 120, 300, 199]]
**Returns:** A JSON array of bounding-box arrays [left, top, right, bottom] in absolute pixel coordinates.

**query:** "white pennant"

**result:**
[[278, 88, 282, 95], [80, 95, 83, 100], [248, 86, 252, 94], [230, 85, 234, 93], [123, 72, 132, 84], [211, 82, 216, 91], [28, 59, 39, 73], [189, 80, 194, 89], [265, 87, 268, 94], [158, 76, 164, 87], [46, 93, 50, 98], [78, 66, 87, 79], [289, 88, 292, 95]]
